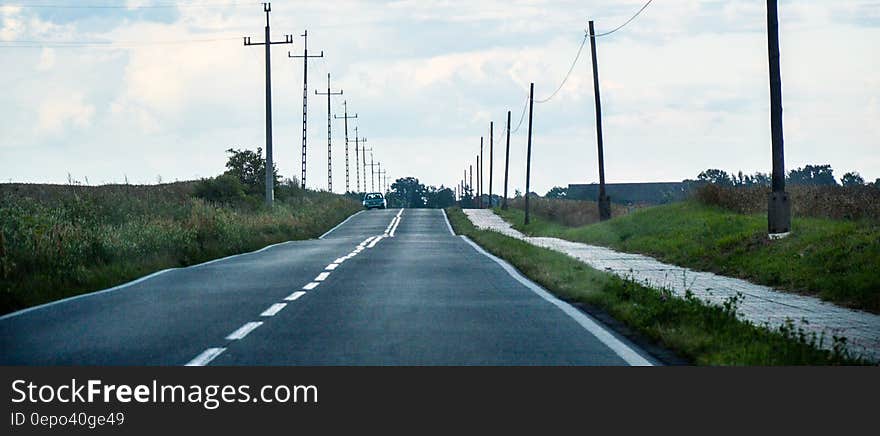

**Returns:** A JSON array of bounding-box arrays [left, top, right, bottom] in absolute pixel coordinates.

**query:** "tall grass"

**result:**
[[508, 197, 634, 227], [694, 184, 880, 221], [0, 182, 361, 314]]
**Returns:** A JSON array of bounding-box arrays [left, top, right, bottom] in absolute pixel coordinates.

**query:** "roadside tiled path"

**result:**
[[463, 209, 880, 362]]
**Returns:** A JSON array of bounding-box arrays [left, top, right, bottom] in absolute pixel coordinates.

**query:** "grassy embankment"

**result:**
[[0, 182, 361, 315], [446, 207, 865, 365], [496, 197, 880, 314]]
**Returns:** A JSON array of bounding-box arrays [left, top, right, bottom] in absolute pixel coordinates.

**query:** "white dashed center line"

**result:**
[[225, 322, 263, 340], [285, 291, 306, 301], [303, 282, 320, 290], [260, 303, 287, 317], [185, 347, 226, 366], [315, 272, 330, 281], [325, 263, 339, 271]]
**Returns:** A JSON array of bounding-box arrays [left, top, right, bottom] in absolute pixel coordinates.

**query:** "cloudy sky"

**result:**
[[1, 0, 877, 194]]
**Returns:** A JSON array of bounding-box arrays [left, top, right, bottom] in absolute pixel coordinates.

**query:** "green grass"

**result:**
[[0, 183, 361, 315], [496, 201, 880, 313], [446, 207, 866, 365]]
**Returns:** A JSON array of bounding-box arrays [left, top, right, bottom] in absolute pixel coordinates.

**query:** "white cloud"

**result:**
[[37, 93, 96, 134], [0, 0, 878, 193]]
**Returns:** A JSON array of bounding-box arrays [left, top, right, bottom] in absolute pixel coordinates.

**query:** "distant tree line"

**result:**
[[386, 176, 456, 208], [689, 164, 877, 188]]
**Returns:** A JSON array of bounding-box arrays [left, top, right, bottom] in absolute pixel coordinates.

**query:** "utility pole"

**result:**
[[334, 100, 357, 192], [316, 73, 343, 192], [589, 21, 611, 221], [502, 110, 511, 210], [476, 152, 481, 208], [524, 82, 534, 225], [489, 121, 494, 208], [354, 127, 365, 192], [766, 0, 790, 237], [244, 2, 292, 206], [378, 169, 387, 192], [366, 154, 380, 192], [362, 145, 372, 192], [288, 30, 322, 190], [480, 137, 484, 208], [469, 164, 474, 208]]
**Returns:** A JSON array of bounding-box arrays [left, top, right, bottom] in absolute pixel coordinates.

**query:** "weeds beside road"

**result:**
[[0, 183, 361, 315], [446, 207, 865, 365]]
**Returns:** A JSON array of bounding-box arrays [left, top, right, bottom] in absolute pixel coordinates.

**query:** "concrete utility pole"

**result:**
[[366, 154, 380, 192], [524, 82, 534, 225], [489, 121, 494, 208], [334, 100, 357, 192], [766, 0, 790, 237], [362, 145, 372, 192], [378, 169, 387, 192], [354, 129, 367, 192], [502, 110, 511, 210], [588, 21, 611, 221], [244, 2, 292, 206], [288, 30, 323, 189], [316, 73, 343, 191]]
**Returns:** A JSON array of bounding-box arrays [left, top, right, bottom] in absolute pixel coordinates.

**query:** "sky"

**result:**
[[0, 0, 878, 195]]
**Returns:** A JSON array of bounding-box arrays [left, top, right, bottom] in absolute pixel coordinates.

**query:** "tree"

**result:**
[[545, 186, 568, 199], [224, 147, 280, 195], [426, 186, 456, 208], [840, 171, 865, 187], [787, 164, 837, 186], [697, 169, 733, 186], [390, 177, 427, 208]]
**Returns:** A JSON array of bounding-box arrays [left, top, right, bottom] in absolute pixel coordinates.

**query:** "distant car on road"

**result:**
[[363, 192, 387, 209]]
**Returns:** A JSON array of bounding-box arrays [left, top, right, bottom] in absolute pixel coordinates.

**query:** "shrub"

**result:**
[[193, 174, 249, 205]]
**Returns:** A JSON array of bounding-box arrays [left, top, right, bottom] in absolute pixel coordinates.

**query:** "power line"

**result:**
[[533, 0, 654, 103], [0, 2, 254, 9], [0, 37, 240, 48], [534, 34, 587, 104], [594, 0, 654, 37]]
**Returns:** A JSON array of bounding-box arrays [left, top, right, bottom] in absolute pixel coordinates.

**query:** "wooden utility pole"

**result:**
[[588, 21, 611, 221], [766, 0, 790, 237], [243, 2, 292, 206], [469, 164, 474, 208], [489, 121, 494, 208], [524, 83, 534, 225], [334, 100, 357, 192], [502, 110, 511, 210], [288, 30, 323, 189], [316, 73, 342, 191]]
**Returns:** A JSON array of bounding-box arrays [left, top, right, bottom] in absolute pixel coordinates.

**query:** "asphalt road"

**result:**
[[0, 209, 656, 366]]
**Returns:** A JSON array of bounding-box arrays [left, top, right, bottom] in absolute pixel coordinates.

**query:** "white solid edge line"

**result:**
[[260, 303, 287, 317], [185, 347, 227, 366], [303, 282, 320, 290], [441, 209, 455, 235], [225, 321, 263, 340], [320, 210, 364, 239], [315, 272, 331, 281], [459, 235, 655, 367], [285, 291, 306, 301]]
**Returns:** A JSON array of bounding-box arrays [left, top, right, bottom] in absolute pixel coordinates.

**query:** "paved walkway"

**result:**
[[464, 209, 880, 362]]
